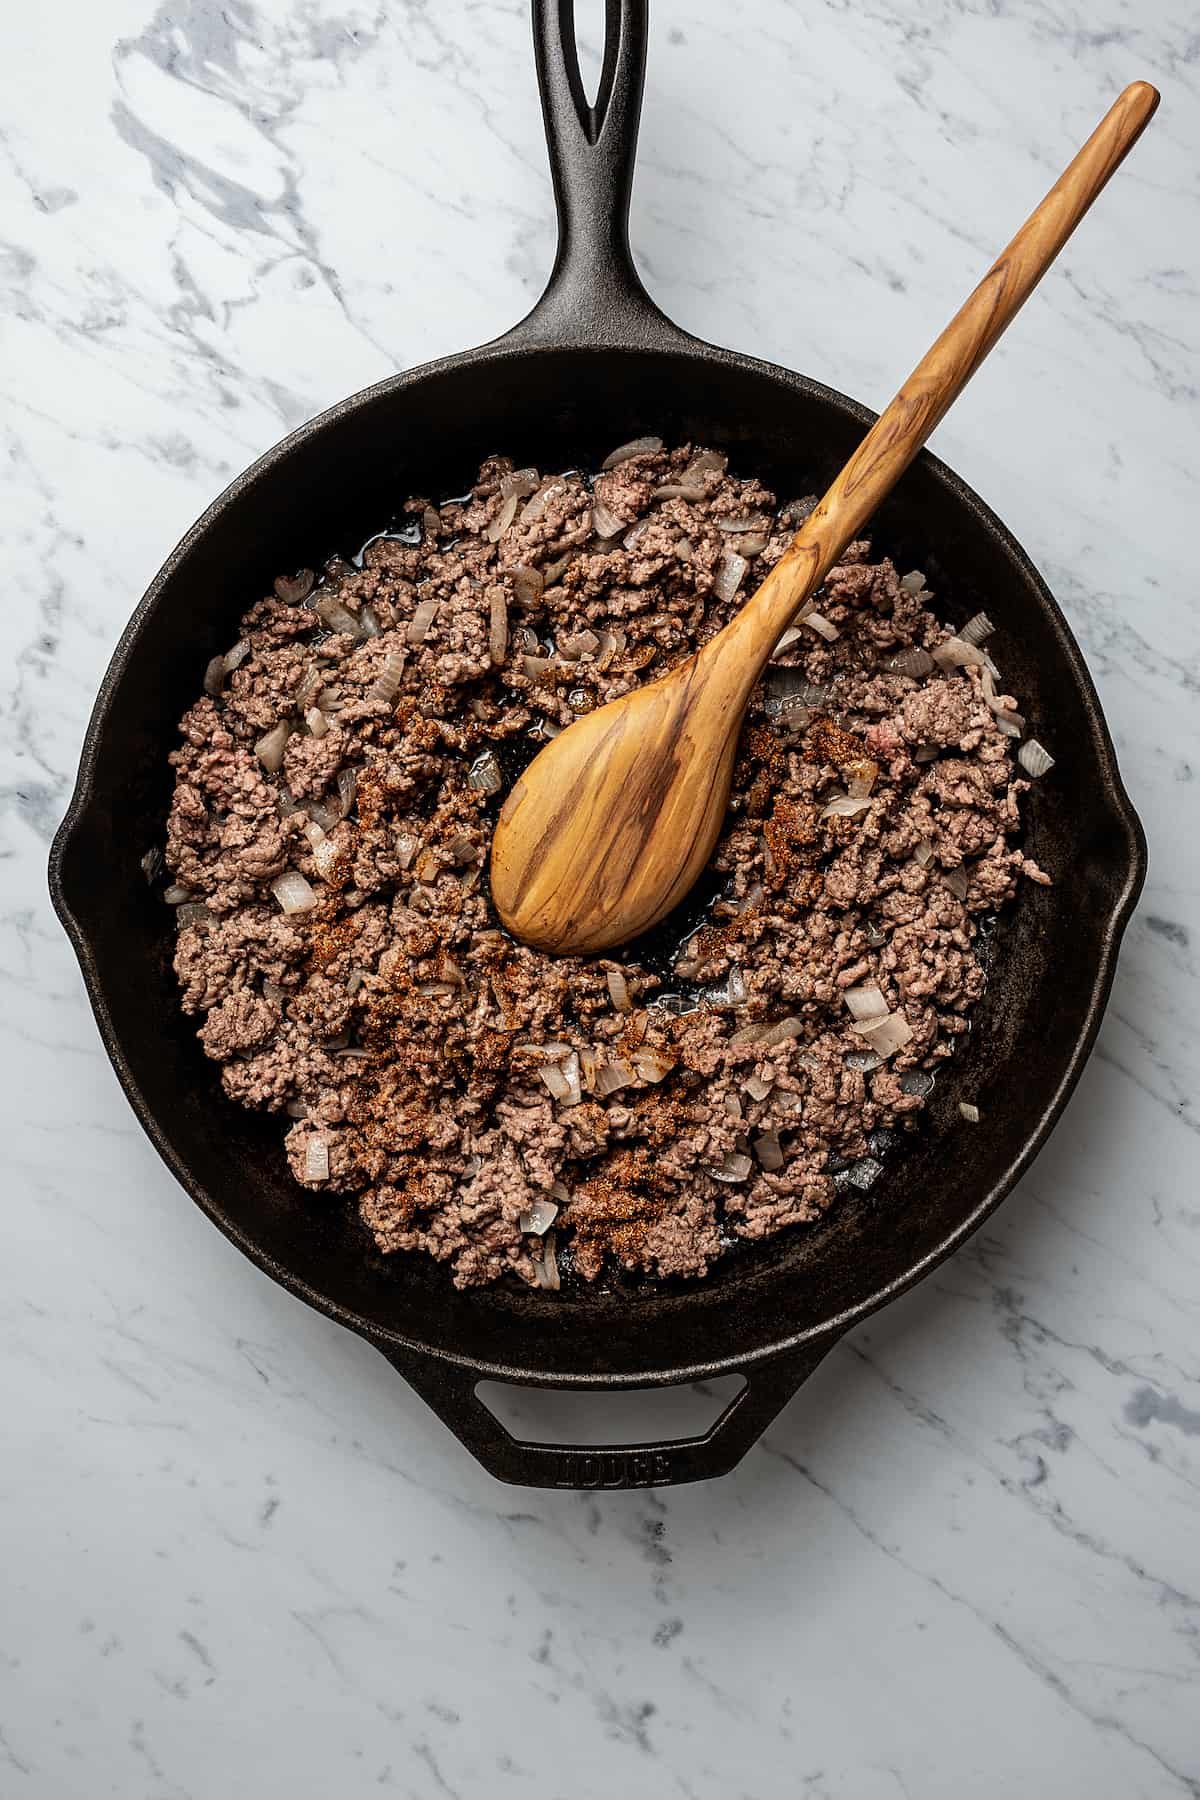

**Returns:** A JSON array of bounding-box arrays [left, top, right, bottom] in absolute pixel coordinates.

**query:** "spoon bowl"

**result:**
[[491, 79, 1158, 955]]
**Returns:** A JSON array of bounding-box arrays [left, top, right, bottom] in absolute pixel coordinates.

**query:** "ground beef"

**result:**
[[160, 443, 1049, 1289]]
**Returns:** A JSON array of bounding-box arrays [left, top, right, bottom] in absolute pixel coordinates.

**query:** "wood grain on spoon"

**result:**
[[491, 81, 1159, 955]]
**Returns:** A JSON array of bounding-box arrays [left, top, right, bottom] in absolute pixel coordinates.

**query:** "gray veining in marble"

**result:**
[[3, 1, 1198, 1794]]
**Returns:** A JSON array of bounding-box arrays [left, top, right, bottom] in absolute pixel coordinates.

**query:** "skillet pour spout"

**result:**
[[48, 0, 1147, 1488]]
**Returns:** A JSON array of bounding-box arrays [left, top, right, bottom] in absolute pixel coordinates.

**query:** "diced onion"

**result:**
[[304, 1136, 330, 1182], [754, 1015, 806, 1048], [395, 831, 420, 870], [539, 1050, 581, 1106], [960, 611, 995, 645], [485, 492, 520, 542], [176, 902, 212, 930], [942, 865, 971, 902], [519, 1197, 559, 1236], [855, 1011, 913, 1057], [538, 1063, 571, 1099], [591, 498, 625, 540], [315, 596, 362, 636], [706, 964, 747, 1010], [535, 1231, 561, 1290], [771, 626, 805, 659], [606, 968, 631, 1012], [711, 1151, 753, 1185], [1018, 738, 1055, 777], [820, 793, 872, 821], [312, 836, 343, 880], [844, 982, 888, 1023], [520, 478, 568, 525], [162, 883, 191, 905], [885, 647, 934, 678], [444, 832, 477, 867], [271, 870, 318, 914], [959, 1101, 981, 1123], [358, 605, 381, 638], [753, 1129, 784, 1172], [489, 593, 508, 666], [369, 649, 408, 707], [255, 721, 291, 774], [713, 551, 747, 604], [594, 628, 622, 669], [336, 768, 358, 817], [932, 635, 993, 673], [407, 597, 440, 642], [845, 757, 879, 799], [913, 839, 934, 867], [899, 571, 927, 595], [223, 639, 251, 674], [306, 706, 329, 737], [203, 654, 227, 697], [510, 564, 545, 608], [592, 1057, 635, 1097], [803, 610, 839, 642], [632, 1048, 676, 1084], [742, 1074, 774, 1102], [684, 449, 727, 482], [468, 751, 503, 795], [500, 466, 539, 500], [438, 953, 466, 989], [557, 628, 600, 660], [602, 435, 663, 469], [980, 665, 1025, 730]]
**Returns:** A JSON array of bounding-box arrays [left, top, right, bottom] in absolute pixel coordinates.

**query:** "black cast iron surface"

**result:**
[[48, 0, 1147, 1488]]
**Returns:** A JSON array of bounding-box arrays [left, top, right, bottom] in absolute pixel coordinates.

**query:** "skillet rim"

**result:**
[[48, 329, 1148, 1389]]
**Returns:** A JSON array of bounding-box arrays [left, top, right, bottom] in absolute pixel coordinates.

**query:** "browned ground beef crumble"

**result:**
[[162, 443, 1049, 1289]]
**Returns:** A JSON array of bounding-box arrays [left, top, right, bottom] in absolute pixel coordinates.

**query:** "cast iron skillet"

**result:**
[[49, 0, 1146, 1488]]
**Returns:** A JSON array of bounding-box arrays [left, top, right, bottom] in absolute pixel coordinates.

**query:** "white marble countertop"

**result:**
[[4, 1, 1199, 1794]]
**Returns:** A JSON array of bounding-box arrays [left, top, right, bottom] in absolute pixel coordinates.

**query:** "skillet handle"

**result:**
[[375, 1338, 840, 1488], [509, 0, 686, 349]]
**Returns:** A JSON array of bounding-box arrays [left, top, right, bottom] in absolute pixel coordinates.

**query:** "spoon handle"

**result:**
[[727, 79, 1159, 666]]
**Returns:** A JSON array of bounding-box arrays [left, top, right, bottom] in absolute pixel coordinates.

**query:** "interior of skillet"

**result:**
[[58, 343, 1138, 1381]]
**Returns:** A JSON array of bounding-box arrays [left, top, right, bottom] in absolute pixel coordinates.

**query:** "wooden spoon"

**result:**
[[491, 81, 1158, 954]]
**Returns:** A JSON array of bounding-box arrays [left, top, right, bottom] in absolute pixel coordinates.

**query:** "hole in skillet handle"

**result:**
[[477, 1374, 747, 1445], [375, 1338, 842, 1488]]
